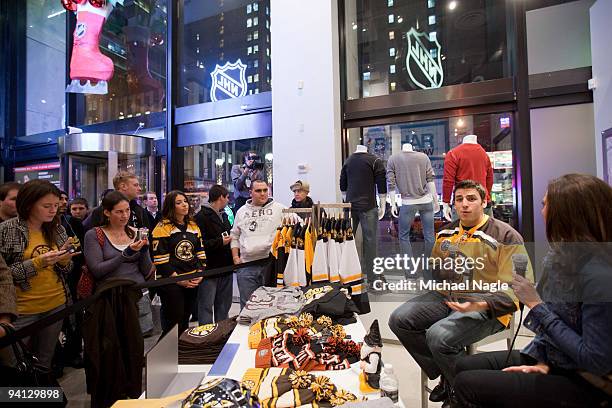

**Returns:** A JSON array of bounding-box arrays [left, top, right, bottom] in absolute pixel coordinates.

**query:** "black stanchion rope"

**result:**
[[0, 257, 270, 349]]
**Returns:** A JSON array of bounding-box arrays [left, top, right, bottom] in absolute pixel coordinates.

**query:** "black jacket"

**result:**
[[145, 209, 162, 230], [339, 152, 387, 212], [194, 204, 233, 270], [82, 279, 143, 408], [83, 199, 151, 232]]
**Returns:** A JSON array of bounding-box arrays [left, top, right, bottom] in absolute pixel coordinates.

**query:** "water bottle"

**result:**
[[380, 363, 399, 404]]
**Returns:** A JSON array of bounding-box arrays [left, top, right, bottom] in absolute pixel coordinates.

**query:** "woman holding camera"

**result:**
[[0, 180, 78, 370], [84, 191, 152, 285], [152, 190, 207, 335], [453, 174, 612, 408], [231, 151, 265, 213]]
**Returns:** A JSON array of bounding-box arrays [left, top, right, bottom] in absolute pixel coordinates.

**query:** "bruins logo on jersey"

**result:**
[[175, 239, 195, 261], [188, 323, 217, 337]]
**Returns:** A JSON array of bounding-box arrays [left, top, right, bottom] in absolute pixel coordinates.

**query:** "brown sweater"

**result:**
[[0, 255, 17, 321]]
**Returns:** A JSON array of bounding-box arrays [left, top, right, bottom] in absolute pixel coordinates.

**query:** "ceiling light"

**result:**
[[449, 1, 457, 11]]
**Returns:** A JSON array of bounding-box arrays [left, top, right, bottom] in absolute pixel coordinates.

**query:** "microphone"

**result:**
[[511, 253, 529, 278]]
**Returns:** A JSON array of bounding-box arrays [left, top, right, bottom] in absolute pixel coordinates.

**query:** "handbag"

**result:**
[[0, 323, 53, 386], [76, 227, 105, 299]]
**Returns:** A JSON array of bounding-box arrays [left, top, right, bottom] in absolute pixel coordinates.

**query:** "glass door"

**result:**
[[69, 155, 108, 208]]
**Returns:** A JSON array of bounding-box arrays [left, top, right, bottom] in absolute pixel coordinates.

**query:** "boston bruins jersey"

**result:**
[[432, 215, 534, 327], [152, 220, 206, 279]]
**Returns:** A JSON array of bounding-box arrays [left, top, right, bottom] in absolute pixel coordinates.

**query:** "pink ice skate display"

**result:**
[[63, 0, 121, 94]]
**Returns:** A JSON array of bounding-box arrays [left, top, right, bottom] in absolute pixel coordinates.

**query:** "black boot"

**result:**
[[429, 376, 448, 402]]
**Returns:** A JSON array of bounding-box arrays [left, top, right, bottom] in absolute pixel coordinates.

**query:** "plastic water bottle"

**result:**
[[380, 363, 399, 404]]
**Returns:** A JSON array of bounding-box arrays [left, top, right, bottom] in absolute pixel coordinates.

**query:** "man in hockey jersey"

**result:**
[[231, 180, 287, 309], [388, 180, 534, 406]]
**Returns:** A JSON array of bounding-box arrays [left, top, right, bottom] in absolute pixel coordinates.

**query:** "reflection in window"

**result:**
[[77, 0, 167, 126], [345, 0, 508, 99], [179, 1, 271, 106], [183, 137, 273, 205]]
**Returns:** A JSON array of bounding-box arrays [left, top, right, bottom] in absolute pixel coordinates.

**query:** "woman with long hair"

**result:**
[[84, 191, 152, 284], [152, 190, 206, 335], [453, 174, 612, 407], [0, 180, 79, 369]]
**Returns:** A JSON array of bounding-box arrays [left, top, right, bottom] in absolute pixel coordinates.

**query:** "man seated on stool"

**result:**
[[388, 180, 534, 407]]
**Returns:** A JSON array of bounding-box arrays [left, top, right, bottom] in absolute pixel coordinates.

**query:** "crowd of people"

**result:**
[[0, 168, 609, 408]]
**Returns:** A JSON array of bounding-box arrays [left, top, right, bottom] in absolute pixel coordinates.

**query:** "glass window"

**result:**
[[179, 1, 271, 107], [247, 4, 252, 13], [390, 64, 396, 74], [183, 136, 273, 207], [75, 1, 167, 126], [26, 0, 67, 136], [344, 0, 508, 99], [345, 111, 515, 226], [388, 0, 394, 6]]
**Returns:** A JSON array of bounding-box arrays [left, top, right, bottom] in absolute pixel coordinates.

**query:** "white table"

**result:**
[[203, 316, 404, 406]]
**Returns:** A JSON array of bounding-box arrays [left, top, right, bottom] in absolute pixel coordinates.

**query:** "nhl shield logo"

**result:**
[[406, 28, 444, 90], [210, 59, 248, 102]]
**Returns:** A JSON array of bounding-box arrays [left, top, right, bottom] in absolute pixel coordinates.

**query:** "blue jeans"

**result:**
[[388, 291, 504, 385], [197, 273, 233, 325], [399, 202, 435, 276], [236, 265, 264, 309], [138, 290, 153, 334], [351, 207, 379, 283]]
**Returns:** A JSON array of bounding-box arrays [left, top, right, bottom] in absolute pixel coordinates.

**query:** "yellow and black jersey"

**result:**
[[432, 215, 534, 327], [152, 219, 206, 279]]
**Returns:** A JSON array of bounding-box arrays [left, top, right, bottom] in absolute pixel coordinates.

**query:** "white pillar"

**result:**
[[271, 0, 343, 206]]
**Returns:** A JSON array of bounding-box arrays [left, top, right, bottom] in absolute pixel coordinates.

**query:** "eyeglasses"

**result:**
[[253, 188, 268, 193], [247, 155, 257, 160]]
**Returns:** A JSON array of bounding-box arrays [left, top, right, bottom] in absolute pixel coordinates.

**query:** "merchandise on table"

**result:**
[[179, 317, 238, 365], [255, 317, 361, 371], [182, 377, 260, 408], [238, 286, 305, 325], [248, 313, 338, 349], [300, 283, 359, 325], [242, 367, 361, 407]]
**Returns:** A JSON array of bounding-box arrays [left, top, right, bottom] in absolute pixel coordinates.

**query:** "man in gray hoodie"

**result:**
[[231, 180, 287, 309]]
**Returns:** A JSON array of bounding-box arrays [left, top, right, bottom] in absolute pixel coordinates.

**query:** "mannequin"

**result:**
[[442, 134, 493, 221], [340, 144, 388, 285], [387, 143, 439, 274]]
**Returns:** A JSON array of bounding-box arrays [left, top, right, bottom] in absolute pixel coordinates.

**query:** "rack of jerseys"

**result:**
[[271, 212, 368, 314]]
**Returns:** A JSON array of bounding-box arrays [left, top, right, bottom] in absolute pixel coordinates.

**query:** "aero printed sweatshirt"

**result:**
[[231, 198, 287, 262]]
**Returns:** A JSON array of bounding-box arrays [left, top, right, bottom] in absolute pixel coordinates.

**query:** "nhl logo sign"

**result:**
[[210, 59, 248, 102], [406, 28, 444, 90]]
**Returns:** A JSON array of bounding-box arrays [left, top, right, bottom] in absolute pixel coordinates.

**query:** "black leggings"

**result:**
[[454, 350, 611, 408], [158, 284, 197, 335]]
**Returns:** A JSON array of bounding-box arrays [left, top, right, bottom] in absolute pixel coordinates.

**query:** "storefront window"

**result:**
[[183, 136, 273, 206], [346, 112, 515, 266], [344, 0, 509, 99], [26, 0, 67, 135], [178, 0, 271, 107], [75, 1, 168, 125], [347, 111, 515, 220]]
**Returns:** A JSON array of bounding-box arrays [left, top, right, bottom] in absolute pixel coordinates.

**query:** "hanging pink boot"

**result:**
[[66, 2, 114, 94]]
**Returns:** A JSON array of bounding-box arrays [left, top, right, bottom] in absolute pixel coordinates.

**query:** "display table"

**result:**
[[203, 316, 404, 406]]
